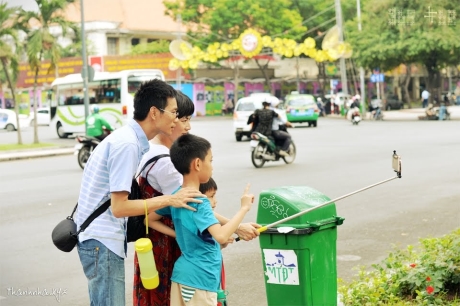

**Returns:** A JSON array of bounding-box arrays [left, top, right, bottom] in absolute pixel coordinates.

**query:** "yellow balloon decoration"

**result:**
[[168, 28, 351, 71], [304, 37, 316, 49], [237, 29, 263, 58]]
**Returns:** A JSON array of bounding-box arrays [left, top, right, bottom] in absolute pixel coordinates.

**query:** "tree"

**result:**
[[346, 0, 460, 105], [0, 2, 23, 144], [18, 0, 78, 144], [289, 0, 372, 96], [164, 0, 307, 87]]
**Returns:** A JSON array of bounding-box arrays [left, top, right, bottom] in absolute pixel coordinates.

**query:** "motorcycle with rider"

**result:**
[[74, 106, 113, 169], [248, 100, 296, 168]]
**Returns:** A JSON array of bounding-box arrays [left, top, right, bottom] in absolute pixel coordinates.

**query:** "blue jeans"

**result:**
[[78, 239, 125, 306], [423, 99, 428, 108]]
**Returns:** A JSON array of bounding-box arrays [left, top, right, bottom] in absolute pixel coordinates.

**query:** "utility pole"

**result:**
[[176, 14, 182, 91], [80, 0, 90, 134], [357, 0, 366, 115], [335, 0, 348, 100]]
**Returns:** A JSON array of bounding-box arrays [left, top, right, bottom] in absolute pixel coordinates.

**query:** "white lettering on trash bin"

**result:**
[[260, 195, 290, 219], [263, 249, 299, 285]]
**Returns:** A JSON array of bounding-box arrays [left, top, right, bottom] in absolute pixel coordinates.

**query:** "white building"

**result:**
[[61, 0, 185, 56]]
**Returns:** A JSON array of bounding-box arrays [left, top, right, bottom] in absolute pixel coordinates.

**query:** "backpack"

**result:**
[[126, 154, 170, 242]]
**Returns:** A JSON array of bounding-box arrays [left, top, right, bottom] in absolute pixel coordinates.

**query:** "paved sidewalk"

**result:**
[[328, 105, 460, 121], [0, 147, 74, 162]]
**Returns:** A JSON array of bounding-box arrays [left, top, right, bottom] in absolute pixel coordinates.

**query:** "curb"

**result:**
[[0, 147, 74, 162]]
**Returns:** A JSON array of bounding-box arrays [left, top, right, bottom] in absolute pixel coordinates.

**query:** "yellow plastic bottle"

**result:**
[[135, 238, 159, 289]]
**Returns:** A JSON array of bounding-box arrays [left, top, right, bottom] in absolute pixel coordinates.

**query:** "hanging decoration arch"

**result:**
[[169, 28, 352, 71]]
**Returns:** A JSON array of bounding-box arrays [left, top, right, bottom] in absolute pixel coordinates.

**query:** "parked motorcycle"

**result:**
[[74, 136, 101, 169], [249, 129, 296, 168]]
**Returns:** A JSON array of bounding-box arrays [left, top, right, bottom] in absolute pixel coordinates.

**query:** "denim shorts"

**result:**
[[77, 239, 125, 306]]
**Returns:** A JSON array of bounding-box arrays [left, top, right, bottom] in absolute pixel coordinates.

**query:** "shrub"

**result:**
[[338, 228, 460, 305]]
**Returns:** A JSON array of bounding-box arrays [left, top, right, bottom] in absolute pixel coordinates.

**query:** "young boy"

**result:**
[[199, 177, 232, 306], [199, 177, 234, 248], [148, 134, 254, 306]]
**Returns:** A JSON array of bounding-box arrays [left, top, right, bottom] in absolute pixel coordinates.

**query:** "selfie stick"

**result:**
[[236, 151, 402, 241]]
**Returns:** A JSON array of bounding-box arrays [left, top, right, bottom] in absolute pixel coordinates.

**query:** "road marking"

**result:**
[[337, 255, 361, 261]]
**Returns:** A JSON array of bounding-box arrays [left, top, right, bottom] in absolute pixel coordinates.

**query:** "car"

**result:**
[[0, 109, 31, 132], [283, 93, 319, 127], [233, 93, 286, 142], [29, 107, 51, 126]]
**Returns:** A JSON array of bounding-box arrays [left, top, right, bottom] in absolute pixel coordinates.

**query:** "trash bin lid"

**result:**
[[256, 186, 342, 230]]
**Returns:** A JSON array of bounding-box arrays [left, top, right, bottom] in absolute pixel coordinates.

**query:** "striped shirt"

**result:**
[[76, 119, 150, 258]]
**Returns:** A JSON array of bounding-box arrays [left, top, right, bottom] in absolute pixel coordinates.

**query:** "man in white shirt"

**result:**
[[421, 89, 430, 108]]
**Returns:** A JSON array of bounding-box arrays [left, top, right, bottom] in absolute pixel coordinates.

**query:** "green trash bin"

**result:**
[[257, 186, 345, 306]]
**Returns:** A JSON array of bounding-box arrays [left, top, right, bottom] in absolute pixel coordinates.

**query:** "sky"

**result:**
[[4, 0, 38, 11]]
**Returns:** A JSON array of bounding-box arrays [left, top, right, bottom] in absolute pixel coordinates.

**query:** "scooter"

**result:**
[[74, 128, 111, 169], [350, 108, 361, 125], [249, 128, 296, 168], [74, 136, 101, 169]]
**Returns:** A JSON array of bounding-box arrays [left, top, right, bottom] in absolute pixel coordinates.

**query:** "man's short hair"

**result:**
[[176, 91, 195, 118], [170, 134, 211, 175], [199, 177, 217, 194], [133, 79, 176, 120]]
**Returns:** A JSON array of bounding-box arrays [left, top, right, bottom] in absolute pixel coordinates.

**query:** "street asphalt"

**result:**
[[1, 106, 459, 162]]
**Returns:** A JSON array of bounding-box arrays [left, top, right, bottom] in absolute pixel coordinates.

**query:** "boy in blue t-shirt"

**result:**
[[148, 134, 254, 306]]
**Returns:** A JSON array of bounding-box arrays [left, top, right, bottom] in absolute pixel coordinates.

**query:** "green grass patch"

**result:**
[[0, 143, 57, 151]]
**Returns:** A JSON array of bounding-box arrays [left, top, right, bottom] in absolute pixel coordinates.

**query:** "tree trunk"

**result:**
[[32, 66, 40, 144], [316, 61, 325, 95], [425, 54, 442, 105], [254, 58, 271, 89], [402, 64, 412, 108], [233, 62, 239, 106], [1, 57, 23, 144]]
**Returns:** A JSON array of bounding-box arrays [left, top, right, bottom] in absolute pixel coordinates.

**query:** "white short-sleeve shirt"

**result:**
[[138, 143, 183, 195]]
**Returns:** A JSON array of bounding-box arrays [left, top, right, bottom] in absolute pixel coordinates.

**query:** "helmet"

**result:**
[[92, 106, 99, 114]]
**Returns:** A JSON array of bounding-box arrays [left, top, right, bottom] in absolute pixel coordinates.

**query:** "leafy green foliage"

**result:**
[[338, 228, 460, 305], [164, 0, 306, 48], [19, 0, 79, 74], [0, 2, 21, 82], [0, 2, 23, 144], [130, 40, 170, 55], [345, 0, 460, 72], [17, 0, 79, 144], [289, 0, 369, 43]]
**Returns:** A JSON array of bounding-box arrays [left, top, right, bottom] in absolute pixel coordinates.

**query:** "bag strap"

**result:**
[[75, 199, 111, 235], [73, 154, 170, 236], [135, 154, 170, 179]]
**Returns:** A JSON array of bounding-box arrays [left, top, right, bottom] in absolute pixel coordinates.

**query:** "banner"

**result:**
[[16, 53, 189, 89], [205, 84, 224, 116], [245, 83, 264, 96], [193, 83, 206, 116], [17, 57, 83, 89]]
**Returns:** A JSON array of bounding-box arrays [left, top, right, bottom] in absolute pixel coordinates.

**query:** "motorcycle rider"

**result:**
[[253, 100, 292, 157], [347, 98, 361, 121], [86, 105, 113, 141]]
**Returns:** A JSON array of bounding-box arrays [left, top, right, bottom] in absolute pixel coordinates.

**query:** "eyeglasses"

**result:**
[[158, 108, 179, 118]]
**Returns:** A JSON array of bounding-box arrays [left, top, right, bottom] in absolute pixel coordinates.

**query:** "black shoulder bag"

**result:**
[[51, 154, 169, 252]]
